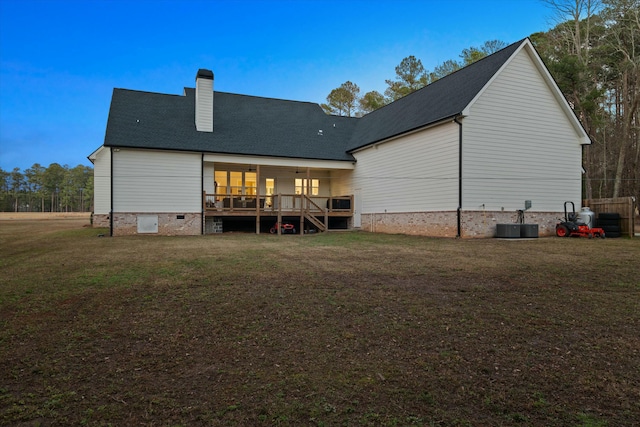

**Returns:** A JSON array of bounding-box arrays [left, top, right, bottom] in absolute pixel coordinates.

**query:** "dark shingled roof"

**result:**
[[347, 39, 523, 151], [104, 89, 359, 161], [103, 39, 526, 160]]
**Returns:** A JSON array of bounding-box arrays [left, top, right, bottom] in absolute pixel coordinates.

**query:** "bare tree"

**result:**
[[601, 0, 639, 198], [542, 0, 602, 64]]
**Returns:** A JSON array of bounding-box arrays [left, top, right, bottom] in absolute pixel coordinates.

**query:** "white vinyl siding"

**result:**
[[113, 149, 202, 212], [463, 48, 583, 212], [352, 122, 459, 213], [329, 169, 353, 196], [203, 163, 215, 194], [93, 147, 111, 215]]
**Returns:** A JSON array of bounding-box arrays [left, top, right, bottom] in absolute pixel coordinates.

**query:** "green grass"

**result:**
[[1, 219, 639, 426]]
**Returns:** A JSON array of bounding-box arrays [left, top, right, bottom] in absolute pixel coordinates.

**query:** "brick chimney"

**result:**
[[195, 69, 214, 132]]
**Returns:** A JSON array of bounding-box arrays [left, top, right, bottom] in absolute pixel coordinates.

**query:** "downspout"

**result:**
[[109, 147, 114, 237], [454, 116, 463, 238], [201, 153, 205, 235]]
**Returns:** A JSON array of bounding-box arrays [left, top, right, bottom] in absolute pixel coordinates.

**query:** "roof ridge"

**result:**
[[114, 87, 184, 97], [360, 38, 527, 119], [422, 37, 527, 87], [185, 87, 323, 107], [346, 38, 526, 151]]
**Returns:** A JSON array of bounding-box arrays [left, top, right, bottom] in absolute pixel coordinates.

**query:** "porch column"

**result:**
[[256, 164, 261, 234], [277, 194, 282, 235], [306, 167, 311, 205], [300, 209, 304, 236]]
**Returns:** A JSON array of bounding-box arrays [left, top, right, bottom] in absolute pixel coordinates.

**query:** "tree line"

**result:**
[[0, 164, 93, 212], [322, 0, 638, 202], [321, 40, 507, 117], [534, 0, 638, 201], [2, 0, 636, 209]]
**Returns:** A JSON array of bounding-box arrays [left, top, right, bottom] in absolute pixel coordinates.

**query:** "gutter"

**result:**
[[348, 114, 460, 154], [454, 116, 463, 238]]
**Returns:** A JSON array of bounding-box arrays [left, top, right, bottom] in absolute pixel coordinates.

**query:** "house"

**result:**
[[89, 38, 590, 237]]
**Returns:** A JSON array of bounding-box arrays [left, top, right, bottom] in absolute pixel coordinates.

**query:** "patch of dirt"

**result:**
[[1, 221, 639, 426]]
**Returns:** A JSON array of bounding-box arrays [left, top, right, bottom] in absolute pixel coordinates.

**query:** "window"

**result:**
[[214, 171, 227, 199], [265, 178, 275, 207], [215, 170, 256, 197], [245, 172, 256, 196], [295, 178, 319, 195], [230, 171, 243, 195]]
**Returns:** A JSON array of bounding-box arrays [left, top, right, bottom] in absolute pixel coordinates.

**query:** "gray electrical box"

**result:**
[[137, 215, 158, 234]]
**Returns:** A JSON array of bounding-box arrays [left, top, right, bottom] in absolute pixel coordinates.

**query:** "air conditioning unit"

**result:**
[[496, 224, 521, 238]]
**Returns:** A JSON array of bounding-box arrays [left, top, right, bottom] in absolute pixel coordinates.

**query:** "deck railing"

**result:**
[[203, 192, 353, 215]]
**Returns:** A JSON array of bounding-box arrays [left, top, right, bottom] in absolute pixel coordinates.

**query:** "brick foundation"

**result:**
[[360, 210, 560, 238], [112, 213, 202, 236], [92, 214, 110, 228], [361, 212, 458, 237], [461, 210, 559, 238]]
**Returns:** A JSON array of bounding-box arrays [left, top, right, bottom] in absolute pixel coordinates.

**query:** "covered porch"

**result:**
[[202, 159, 355, 234]]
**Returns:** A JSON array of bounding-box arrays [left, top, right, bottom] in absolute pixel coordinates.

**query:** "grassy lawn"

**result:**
[[1, 219, 639, 426]]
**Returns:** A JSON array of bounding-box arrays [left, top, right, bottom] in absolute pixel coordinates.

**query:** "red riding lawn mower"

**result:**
[[556, 201, 605, 238], [269, 222, 297, 234]]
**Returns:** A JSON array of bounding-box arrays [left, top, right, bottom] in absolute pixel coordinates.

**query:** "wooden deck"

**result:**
[[203, 193, 353, 233]]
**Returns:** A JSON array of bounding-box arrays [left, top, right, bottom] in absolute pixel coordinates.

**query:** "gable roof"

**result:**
[[101, 38, 587, 161], [466, 38, 590, 145], [346, 40, 523, 151]]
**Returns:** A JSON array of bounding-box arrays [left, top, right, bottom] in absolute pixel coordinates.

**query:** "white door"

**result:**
[[353, 189, 362, 228]]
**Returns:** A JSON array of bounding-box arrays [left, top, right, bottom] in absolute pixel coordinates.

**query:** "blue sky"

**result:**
[[0, 0, 555, 172]]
